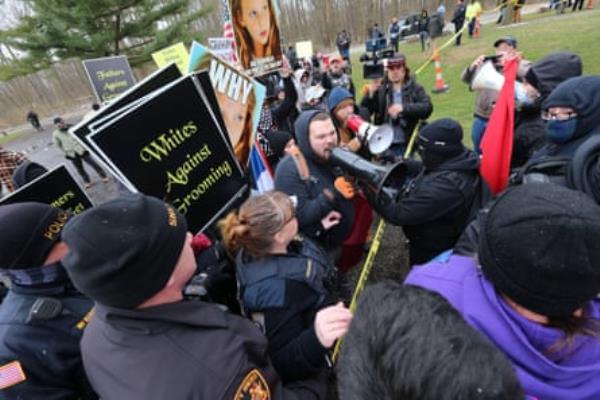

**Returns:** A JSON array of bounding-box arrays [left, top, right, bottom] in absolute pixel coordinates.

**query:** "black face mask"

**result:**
[[417, 147, 447, 170]]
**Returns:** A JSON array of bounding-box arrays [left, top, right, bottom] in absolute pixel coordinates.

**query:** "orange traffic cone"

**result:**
[[473, 18, 481, 38], [432, 50, 449, 93]]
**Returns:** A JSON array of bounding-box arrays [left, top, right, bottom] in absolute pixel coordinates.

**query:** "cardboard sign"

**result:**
[[188, 42, 265, 166], [0, 165, 93, 214], [83, 55, 137, 103], [71, 63, 182, 182], [208, 38, 237, 64], [152, 42, 190, 74], [227, 0, 283, 76], [88, 74, 247, 233], [295, 41, 313, 58]]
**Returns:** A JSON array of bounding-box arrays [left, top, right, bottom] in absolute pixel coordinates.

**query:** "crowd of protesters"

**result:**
[[0, 2, 599, 397]]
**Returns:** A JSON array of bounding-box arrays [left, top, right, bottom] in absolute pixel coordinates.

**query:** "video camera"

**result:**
[[360, 37, 395, 79]]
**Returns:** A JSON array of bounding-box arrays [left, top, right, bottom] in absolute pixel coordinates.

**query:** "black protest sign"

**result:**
[[0, 165, 93, 214], [73, 63, 182, 150], [89, 74, 247, 233], [83, 55, 137, 103]]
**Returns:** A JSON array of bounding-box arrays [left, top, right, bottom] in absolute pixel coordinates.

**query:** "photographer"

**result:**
[[367, 119, 480, 266], [361, 54, 432, 160], [462, 36, 530, 153]]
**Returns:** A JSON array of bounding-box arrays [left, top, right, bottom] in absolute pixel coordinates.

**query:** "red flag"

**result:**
[[479, 57, 518, 195]]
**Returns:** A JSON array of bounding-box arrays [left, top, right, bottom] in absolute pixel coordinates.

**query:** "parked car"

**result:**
[[399, 13, 421, 38]]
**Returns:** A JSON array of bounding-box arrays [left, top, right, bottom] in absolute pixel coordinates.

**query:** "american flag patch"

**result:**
[[0, 361, 26, 389]]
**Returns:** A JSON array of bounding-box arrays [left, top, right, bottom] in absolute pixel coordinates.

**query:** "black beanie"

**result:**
[[263, 130, 293, 162], [62, 193, 188, 309], [478, 183, 600, 316], [12, 161, 48, 189], [0, 202, 70, 269], [417, 118, 465, 158]]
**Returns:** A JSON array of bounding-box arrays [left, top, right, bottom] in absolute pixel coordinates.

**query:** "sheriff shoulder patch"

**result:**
[[0, 361, 26, 389], [234, 369, 271, 400]]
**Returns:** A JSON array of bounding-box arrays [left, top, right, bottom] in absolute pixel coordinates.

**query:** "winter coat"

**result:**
[[405, 255, 600, 400]]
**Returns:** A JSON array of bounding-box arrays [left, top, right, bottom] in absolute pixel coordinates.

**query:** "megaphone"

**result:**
[[345, 114, 394, 155], [329, 147, 408, 205], [471, 61, 528, 103]]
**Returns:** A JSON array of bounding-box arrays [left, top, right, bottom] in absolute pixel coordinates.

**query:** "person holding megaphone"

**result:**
[[353, 119, 482, 266]]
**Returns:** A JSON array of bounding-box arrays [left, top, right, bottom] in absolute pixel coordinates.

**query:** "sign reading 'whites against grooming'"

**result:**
[[88, 73, 247, 233]]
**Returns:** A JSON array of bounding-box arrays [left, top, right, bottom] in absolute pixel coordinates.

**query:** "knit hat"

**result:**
[[417, 118, 465, 158], [12, 161, 48, 189], [327, 87, 353, 113], [263, 130, 293, 168], [478, 183, 600, 316], [0, 202, 71, 269], [62, 193, 188, 309]]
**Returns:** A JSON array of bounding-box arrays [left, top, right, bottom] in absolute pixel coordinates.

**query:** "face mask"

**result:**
[[546, 118, 577, 144]]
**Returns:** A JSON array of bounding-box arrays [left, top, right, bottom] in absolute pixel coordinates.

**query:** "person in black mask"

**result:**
[[368, 118, 481, 265], [0, 202, 96, 399], [512, 52, 583, 168], [519, 76, 600, 198]]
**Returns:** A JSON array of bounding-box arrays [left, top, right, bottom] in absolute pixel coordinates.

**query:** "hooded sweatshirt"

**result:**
[[513, 52, 583, 168], [375, 149, 480, 265], [531, 76, 600, 160], [405, 255, 600, 400], [274, 111, 354, 250]]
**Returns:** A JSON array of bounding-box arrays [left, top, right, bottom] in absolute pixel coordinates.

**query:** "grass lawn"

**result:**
[[350, 8, 600, 149], [0, 130, 24, 146]]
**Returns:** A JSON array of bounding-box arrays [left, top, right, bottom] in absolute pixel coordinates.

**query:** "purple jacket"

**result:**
[[405, 255, 600, 400]]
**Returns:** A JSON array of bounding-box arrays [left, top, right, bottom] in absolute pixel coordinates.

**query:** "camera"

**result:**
[[360, 38, 395, 79]]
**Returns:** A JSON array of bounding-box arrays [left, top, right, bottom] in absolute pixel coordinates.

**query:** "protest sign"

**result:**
[[0, 165, 93, 214], [227, 0, 283, 76], [152, 42, 190, 74], [296, 40, 313, 58], [88, 74, 247, 233], [188, 41, 265, 166], [208, 37, 237, 64], [83, 55, 136, 103]]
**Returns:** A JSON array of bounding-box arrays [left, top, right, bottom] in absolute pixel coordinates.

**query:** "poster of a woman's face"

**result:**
[[230, 0, 283, 76], [187, 42, 266, 168]]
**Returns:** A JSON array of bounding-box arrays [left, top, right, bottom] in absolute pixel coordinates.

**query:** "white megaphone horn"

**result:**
[[345, 115, 394, 155], [471, 61, 528, 103]]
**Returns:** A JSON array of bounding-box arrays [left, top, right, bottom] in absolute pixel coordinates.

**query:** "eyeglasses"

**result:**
[[541, 111, 578, 121]]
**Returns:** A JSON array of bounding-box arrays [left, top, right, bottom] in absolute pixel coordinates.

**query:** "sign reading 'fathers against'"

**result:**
[[88, 73, 247, 233], [0, 165, 93, 214], [83, 55, 136, 103]]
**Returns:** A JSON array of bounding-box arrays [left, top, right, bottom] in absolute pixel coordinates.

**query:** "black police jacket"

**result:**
[[81, 300, 326, 399], [374, 151, 480, 265], [0, 284, 96, 399], [237, 237, 337, 383]]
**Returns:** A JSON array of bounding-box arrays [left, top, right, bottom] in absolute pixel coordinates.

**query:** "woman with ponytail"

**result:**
[[219, 191, 352, 384]]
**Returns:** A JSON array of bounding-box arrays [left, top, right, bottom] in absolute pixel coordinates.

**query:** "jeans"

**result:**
[[471, 116, 488, 154], [70, 152, 107, 183], [419, 31, 430, 52]]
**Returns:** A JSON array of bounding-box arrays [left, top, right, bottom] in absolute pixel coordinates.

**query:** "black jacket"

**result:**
[[81, 301, 326, 399], [361, 77, 433, 145], [237, 237, 337, 383], [321, 72, 355, 98], [451, 3, 466, 26], [275, 111, 354, 250], [271, 76, 299, 134], [374, 150, 480, 265], [0, 283, 96, 400]]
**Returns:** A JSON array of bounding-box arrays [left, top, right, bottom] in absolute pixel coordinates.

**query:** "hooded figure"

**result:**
[[520, 76, 600, 191], [406, 183, 600, 400], [274, 110, 354, 252], [370, 118, 480, 265], [512, 52, 583, 168]]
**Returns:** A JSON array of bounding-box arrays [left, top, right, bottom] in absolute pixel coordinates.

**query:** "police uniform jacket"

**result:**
[[81, 300, 325, 400], [0, 283, 96, 399]]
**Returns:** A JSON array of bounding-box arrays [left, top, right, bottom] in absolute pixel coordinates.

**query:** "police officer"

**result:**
[[0, 202, 96, 399], [368, 118, 481, 265], [61, 193, 327, 399]]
